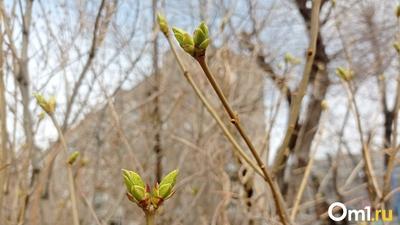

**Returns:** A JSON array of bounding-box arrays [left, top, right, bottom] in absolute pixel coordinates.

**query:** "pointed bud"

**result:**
[[67, 151, 80, 165], [34, 93, 47, 112], [173, 23, 210, 57], [193, 22, 210, 52], [193, 27, 206, 47], [182, 33, 195, 55], [284, 53, 301, 65], [199, 38, 210, 50], [122, 169, 145, 188], [160, 169, 178, 187], [173, 27, 195, 55], [199, 22, 209, 37], [157, 13, 169, 35], [336, 67, 353, 81], [130, 185, 146, 202], [172, 27, 185, 44], [122, 169, 147, 203], [34, 93, 57, 114], [158, 183, 173, 199]]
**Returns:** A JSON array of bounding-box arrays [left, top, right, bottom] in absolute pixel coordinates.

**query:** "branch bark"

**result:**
[[273, 0, 322, 175]]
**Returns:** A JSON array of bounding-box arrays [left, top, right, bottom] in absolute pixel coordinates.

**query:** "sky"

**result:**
[[2, 0, 400, 164]]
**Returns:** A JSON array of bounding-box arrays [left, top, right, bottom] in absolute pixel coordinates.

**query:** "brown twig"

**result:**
[[290, 110, 326, 220], [162, 26, 265, 178], [382, 45, 400, 203], [341, 80, 381, 203], [195, 55, 290, 225], [62, 0, 108, 130]]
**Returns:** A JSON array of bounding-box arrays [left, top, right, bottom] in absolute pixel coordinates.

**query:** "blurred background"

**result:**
[[0, 0, 399, 224]]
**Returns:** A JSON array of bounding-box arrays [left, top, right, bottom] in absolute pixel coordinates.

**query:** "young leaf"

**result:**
[[160, 169, 178, 187], [159, 183, 173, 199], [122, 169, 145, 190], [130, 185, 146, 202], [157, 13, 169, 35]]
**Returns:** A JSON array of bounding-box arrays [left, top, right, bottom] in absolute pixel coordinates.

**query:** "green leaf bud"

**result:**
[[130, 185, 146, 202], [193, 27, 206, 47], [34, 93, 57, 114], [122, 169, 147, 203], [67, 151, 80, 165], [172, 27, 186, 45], [336, 67, 353, 81], [198, 38, 210, 50], [158, 183, 173, 199], [160, 169, 178, 188], [199, 22, 209, 37], [182, 33, 195, 54], [157, 13, 169, 35], [284, 53, 301, 65]]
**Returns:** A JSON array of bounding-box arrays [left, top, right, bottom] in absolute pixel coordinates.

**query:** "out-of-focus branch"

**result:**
[[290, 110, 326, 220], [62, 0, 108, 130], [0, 20, 8, 222], [151, 0, 163, 182], [341, 79, 382, 204], [273, 0, 322, 173], [383, 54, 400, 203], [48, 114, 80, 225]]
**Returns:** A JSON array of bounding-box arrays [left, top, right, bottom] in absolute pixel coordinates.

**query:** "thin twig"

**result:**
[[49, 114, 80, 225], [342, 80, 381, 203], [290, 111, 326, 220], [80, 192, 105, 225], [195, 55, 290, 225], [62, 0, 107, 130], [382, 53, 400, 202]]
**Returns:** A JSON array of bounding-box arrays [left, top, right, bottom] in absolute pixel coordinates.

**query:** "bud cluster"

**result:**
[[122, 169, 178, 213], [172, 22, 210, 57], [34, 93, 57, 114]]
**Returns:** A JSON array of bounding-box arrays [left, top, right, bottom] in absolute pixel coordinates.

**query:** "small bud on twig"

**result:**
[[284, 53, 301, 65], [122, 169, 178, 213], [122, 169, 146, 203], [34, 93, 57, 114], [173, 22, 210, 57], [157, 13, 169, 35], [336, 67, 354, 81], [67, 151, 80, 165]]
